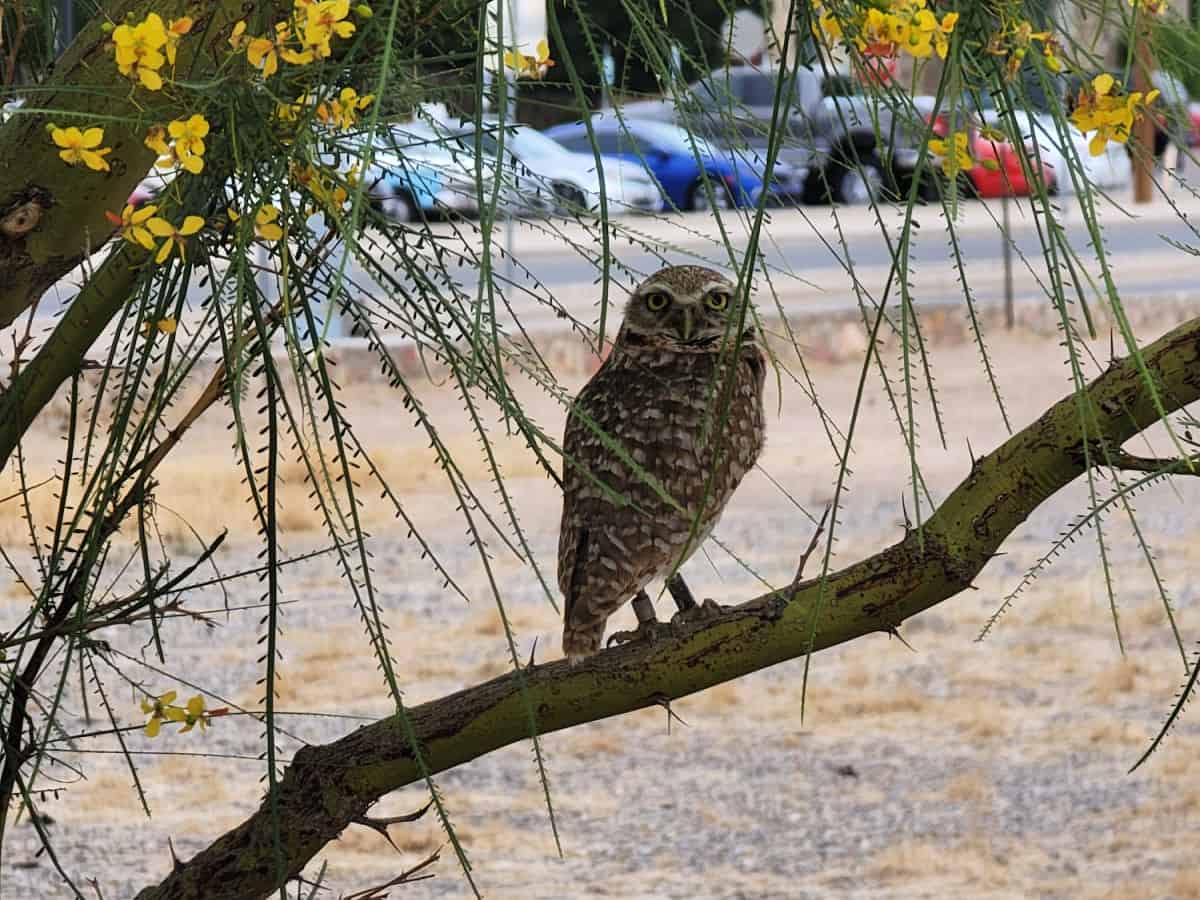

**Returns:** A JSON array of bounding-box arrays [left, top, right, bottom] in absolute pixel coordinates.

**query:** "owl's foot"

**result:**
[[670, 597, 724, 626], [606, 619, 669, 649], [606, 589, 668, 649]]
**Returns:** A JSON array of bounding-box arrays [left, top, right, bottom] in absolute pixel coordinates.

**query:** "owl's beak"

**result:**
[[678, 307, 694, 342]]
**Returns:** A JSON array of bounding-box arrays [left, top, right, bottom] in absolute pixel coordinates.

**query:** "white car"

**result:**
[[980, 108, 1131, 193], [461, 120, 661, 215], [365, 121, 558, 221]]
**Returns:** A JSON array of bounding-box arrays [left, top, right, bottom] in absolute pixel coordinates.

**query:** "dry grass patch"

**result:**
[[1168, 867, 1200, 899], [1087, 658, 1147, 702], [1082, 719, 1147, 750], [866, 837, 1010, 884], [62, 770, 150, 819], [837, 683, 929, 718], [942, 769, 994, 806]]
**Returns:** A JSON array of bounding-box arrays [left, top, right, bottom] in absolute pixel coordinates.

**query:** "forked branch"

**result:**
[[134, 315, 1200, 900]]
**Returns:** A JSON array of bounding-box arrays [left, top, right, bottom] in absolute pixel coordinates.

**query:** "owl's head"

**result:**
[[618, 265, 747, 350]]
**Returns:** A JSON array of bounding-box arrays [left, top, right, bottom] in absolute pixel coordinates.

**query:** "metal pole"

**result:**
[[503, 1, 517, 284], [1132, 19, 1155, 204], [57, 0, 77, 54], [1002, 194, 1014, 330]]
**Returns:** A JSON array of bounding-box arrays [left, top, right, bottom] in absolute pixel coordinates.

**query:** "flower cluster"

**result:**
[[106, 203, 206, 263], [232, 0, 364, 79], [984, 17, 1063, 79], [228, 205, 285, 242], [140, 690, 226, 737], [503, 39, 555, 79], [315, 87, 375, 129], [1071, 73, 1160, 156], [50, 125, 112, 171], [928, 131, 974, 177], [111, 13, 193, 90], [290, 161, 359, 214], [145, 114, 210, 174], [813, 0, 958, 61]]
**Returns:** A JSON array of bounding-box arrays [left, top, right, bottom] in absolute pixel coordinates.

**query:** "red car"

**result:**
[[929, 114, 1057, 198]]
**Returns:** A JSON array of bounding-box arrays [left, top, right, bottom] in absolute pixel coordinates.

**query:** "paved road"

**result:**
[[24, 194, 1200, 338]]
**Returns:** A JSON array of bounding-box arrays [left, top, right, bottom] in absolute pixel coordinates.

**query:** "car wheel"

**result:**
[[831, 153, 886, 205], [552, 181, 588, 215], [686, 177, 735, 212], [381, 190, 415, 223]]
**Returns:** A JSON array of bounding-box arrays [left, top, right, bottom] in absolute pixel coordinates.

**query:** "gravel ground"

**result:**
[[2, 327, 1199, 899]]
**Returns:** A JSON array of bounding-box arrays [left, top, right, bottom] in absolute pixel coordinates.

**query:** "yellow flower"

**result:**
[[229, 20, 247, 49], [146, 119, 208, 174], [934, 11, 957, 59], [304, 0, 356, 59], [144, 124, 170, 156], [291, 161, 349, 212], [140, 690, 178, 738], [178, 695, 208, 733], [247, 22, 291, 78], [147, 215, 205, 263], [1071, 74, 1159, 156], [254, 205, 284, 241], [315, 87, 374, 129], [169, 114, 209, 158], [140, 317, 178, 335], [165, 17, 193, 65], [112, 13, 168, 90], [51, 125, 112, 171], [503, 38, 554, 79], [105, 203, 159, 249], [928, 131, 973, 177]]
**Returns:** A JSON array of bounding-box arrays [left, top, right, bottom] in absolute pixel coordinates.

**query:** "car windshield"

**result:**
[[457, 124, 575, 162]]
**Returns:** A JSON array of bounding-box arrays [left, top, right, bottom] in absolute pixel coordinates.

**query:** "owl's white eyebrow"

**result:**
[[637, 285, 677, 298]]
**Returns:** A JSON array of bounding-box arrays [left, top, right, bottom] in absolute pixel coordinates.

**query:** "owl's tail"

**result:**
[[562, 623, 602, 665]]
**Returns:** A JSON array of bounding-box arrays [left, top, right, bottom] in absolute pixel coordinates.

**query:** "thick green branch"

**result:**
[[0, 0, 282, 329], [133, 315, 1200, 900]]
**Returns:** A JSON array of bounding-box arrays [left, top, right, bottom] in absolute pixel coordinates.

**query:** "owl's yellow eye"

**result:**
[[705, 290, 731, 311], [644, 291, 671, 312]]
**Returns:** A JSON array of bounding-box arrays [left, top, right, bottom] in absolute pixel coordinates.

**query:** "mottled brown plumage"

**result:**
[[558, 265, 767, 661]]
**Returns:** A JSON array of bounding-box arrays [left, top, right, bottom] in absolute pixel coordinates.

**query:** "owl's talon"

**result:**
[[605, 619, 667, 648], [670, 597, 724, 627]]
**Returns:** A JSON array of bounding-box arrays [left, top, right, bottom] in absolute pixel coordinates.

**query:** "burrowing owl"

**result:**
[[558, 264, 767, 661]]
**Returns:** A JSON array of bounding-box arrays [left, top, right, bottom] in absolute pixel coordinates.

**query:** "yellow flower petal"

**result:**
[[146, 218, 175, 237], [180, 215, 205, 235], [139, 67, 164, 91], [145, 717, 161, 737], [1089, 132, 1108, 156], [1092, 73, 1115, 96]]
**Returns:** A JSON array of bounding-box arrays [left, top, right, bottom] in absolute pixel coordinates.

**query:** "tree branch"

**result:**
[[132, 315, 1200, 900], [0, 0, 285, 329]]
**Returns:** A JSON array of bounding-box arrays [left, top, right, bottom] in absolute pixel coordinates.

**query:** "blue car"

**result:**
[[544, 115, 799, 212]]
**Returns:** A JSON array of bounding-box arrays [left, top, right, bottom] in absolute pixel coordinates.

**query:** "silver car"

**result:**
[[460, 120, 661, 216]]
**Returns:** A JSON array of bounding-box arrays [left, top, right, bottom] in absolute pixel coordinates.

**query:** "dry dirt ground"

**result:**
[[2, 322, 1199, 899]]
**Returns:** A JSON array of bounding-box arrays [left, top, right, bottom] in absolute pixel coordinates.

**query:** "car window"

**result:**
[[550, 129, 615, 154], [734, 71, 777, 106]]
